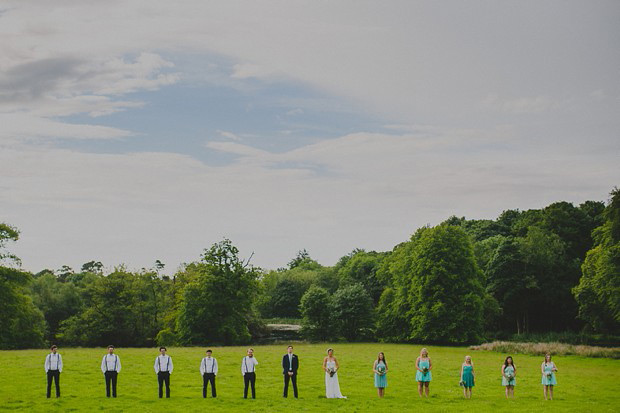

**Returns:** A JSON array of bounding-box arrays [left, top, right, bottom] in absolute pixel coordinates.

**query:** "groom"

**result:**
[[282, 345, 299, 398]]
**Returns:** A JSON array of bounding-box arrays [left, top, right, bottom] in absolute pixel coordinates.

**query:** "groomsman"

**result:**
[[200, 349, 218, 398], [101, 345, 121, 397], [282, 345, 299, 398], [44, 345, 63, 398], [241, 348, 258, 399], [154, 346, 173, 398]]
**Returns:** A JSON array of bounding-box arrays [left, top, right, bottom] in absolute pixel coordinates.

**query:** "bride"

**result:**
[[323, 348, 346, 398]]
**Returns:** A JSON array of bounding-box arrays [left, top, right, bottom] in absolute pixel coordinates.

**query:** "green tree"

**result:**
[[0, 223, 45, 348], [31, 273, 82, 341], [330, 283, 374, 341], [336, 250, 386, 305], [58, 269, 165, 346], [573, 188, 620, 333], [175, 239, 262, 345], [378, 225, 486, 343], [299, 285, 331, 341], [406, 225, 485, 343]]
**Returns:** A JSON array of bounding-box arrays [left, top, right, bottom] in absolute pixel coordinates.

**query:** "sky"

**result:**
[[1, 0, 619, 274]]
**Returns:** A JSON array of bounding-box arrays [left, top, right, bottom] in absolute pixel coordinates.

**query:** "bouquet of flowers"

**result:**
[[327, 367, 336, 377], [505, 372, 514, 381], [422, 367, 429, 374], [377, 366, 386, 376], [546, 372, 552, 380], [459, 380, 465, 387]]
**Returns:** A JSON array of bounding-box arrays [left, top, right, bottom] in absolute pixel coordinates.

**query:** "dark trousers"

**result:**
[[202, 373, 216, 398], [157, 371, 171, 398], [46, 370, 60, 398], [283, 372, 298, 398], [104, 371, 118, 397], [243, 372, 256, 398]]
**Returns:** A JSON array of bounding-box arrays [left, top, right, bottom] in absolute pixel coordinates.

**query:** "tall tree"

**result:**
[[176, 239, 262, 345], [379, 225, 486, 343], [573, 188, 620, 333], [299, 285, 332, 341], [0, 223, 46, 348], [330, 283, 374, 341]]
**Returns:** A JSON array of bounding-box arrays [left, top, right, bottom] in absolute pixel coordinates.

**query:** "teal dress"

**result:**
[[461, 365, 474, 387], [374, 361, 387, 388], [541, 362, 557, 385], [416, 359, 432, 382], [502, 365, 516, 386]]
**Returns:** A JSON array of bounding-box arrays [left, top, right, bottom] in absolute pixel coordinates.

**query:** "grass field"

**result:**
[[1, 343, 619, 412]]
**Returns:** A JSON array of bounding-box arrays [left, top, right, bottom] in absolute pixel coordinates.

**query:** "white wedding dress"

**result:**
[[325, 360, 346, 398]]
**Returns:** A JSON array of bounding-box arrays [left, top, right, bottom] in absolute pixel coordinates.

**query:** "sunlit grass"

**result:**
[[1, 343, 619, 412]]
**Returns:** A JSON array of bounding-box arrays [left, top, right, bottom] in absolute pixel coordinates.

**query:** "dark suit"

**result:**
[[282, 353, 299, 398]]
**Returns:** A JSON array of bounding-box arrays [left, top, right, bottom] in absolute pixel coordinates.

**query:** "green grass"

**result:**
[[1, 343, 619, 412]]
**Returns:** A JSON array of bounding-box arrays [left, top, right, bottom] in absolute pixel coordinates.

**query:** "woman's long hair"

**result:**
[[377, 352, 387, 369], [504, 356, 516, 371]]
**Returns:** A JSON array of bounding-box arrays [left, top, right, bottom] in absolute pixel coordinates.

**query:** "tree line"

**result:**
[[1, 188, 618, 349]]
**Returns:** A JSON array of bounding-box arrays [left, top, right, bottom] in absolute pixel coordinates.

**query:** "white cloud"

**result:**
[[0, 113, 133, 142], [216, 130, 241, 141], [481, 94, 569, 114], [4, 128, 617, 272], [1, 0, 618, 272]]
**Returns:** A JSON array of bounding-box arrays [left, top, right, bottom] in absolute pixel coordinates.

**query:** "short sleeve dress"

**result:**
[[461, 365, 474, 388], [502, 365, 516, 386], [541, 362, 557, 385], [416, 359, 432, 382], [374, 361, 387, 388]]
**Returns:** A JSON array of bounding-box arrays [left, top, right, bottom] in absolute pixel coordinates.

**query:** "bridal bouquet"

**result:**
[[327, 367, 336, 377], [422, 367, 429, 374], [505, 373, 514, 381], [377, 366, 386, 376], [546, 373, 552, 380]]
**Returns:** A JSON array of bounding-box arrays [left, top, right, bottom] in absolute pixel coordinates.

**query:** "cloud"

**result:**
[[481, 94, 569, 114], [0, 113, 133, 142], [216, 130, 241, 141], [4, 127, 617, 273]]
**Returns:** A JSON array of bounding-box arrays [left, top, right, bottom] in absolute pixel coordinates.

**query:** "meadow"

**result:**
[[1, 343, 619, 412]]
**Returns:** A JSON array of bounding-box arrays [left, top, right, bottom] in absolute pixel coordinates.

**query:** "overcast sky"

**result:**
[[1, 0, 618, 274]]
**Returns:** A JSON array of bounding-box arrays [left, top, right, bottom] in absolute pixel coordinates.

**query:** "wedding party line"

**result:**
[[43, 345, 560, 401]]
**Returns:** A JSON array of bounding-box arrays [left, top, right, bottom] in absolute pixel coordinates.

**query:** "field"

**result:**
[[1, 343, 619, 412]]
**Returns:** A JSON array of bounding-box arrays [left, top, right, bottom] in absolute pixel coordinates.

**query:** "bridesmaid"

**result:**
[[501, 356, 516, 398], [541, 353, 558, 400], [372, 352, 388, 398], [415, 348, 432, 397], [460, 355, 475, 398]]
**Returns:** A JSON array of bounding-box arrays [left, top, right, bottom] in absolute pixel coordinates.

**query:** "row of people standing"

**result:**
[[410, 348, 559, 401], [44, 345, 298, 399], [44, 345, 559, 401]]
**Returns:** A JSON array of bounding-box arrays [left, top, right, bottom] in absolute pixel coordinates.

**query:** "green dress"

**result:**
[[416, 359, 432, 382], [541, 362, 557, 385], [461, 365, 474, 387], [374, 361, 387, 388], [502, 365, 516, 386]]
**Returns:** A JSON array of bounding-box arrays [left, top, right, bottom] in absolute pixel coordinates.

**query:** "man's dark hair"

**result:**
[[159, 346, 167, 351], [50, 345, 57, 350]]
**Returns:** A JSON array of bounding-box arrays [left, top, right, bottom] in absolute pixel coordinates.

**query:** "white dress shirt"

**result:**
[[241, 356, 258, 375], [101, 354, 121, 373], [154, 355, 173, 373], [44, 353, 63, 372], [200, 357, 218, 375]]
